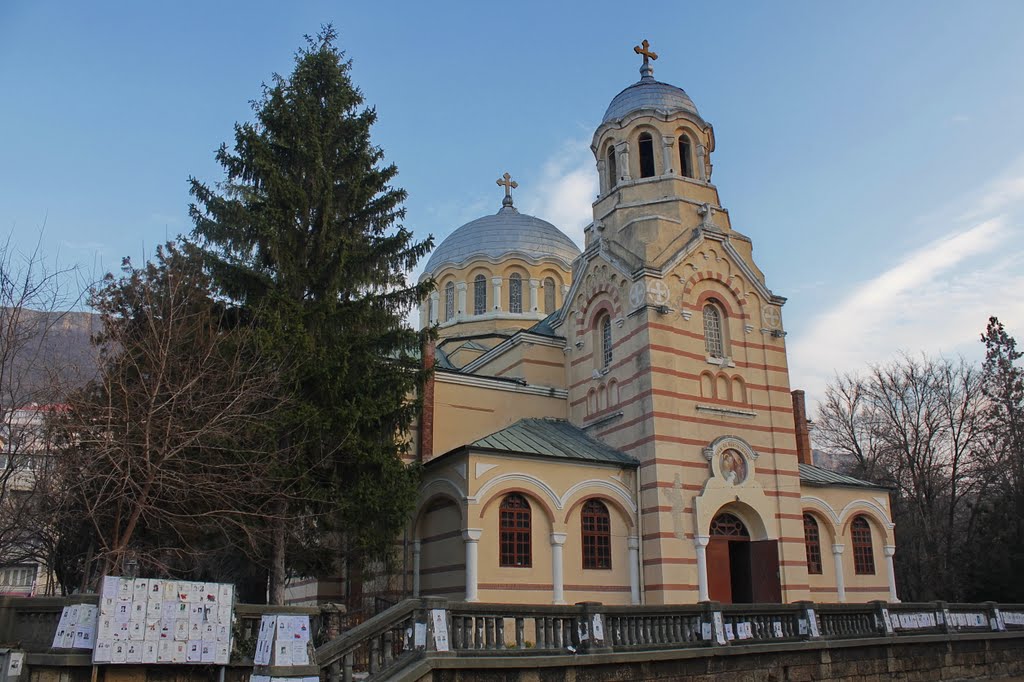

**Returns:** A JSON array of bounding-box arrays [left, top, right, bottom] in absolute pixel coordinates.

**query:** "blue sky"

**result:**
[[3, 1, 1024, 406]]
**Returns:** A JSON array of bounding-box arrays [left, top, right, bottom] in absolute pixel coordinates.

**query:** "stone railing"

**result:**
[[5, 595, 1023, 682], [307, 597, 1024, 680]]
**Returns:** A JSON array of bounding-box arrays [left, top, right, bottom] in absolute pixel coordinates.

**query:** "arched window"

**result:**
[[509, 273, 522, 314], [638, 132, 655, 178], [851, 516, 875, 575], [473, 275, 486, 315], [803, 514, 823, 575], [499, 493, 531, 567], [679, 134, 693, 178], [444, 281, 455, 321], [703, 302, 724, 357], [582, 499, 611, 569], [607, 145, 617, 189], [600, 314, 613, 369], [543, 277, 556, 314]]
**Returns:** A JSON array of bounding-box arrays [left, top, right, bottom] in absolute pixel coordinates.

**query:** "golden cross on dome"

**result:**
[[633, 39, 658, 66], [496, 172, 518, 199]]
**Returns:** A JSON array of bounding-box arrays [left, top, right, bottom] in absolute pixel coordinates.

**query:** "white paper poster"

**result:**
[[430, 609, 450, 652], [91, 576, 235, 665], [6, 652, 24, 678]]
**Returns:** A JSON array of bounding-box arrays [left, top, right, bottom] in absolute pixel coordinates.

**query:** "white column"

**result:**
[[491, 276, 502, 311], [412, 540, 422, 597], [529, 279, 540, 312], [550, 532, 567, 604], [596, 158, 607, 195], [628, 536, 641, 605], [695, 535, 710, 601], [832, 544, 847, 603], [660, 134, 676, 175], [428, 292, 439, 326], [456, 282, 467, 319], [696, 144, 708, 181], [884, 545, 899, 603], [463, 528, 482, 602]]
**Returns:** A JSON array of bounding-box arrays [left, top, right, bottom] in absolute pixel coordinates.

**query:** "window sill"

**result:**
[[706, 355, 736, 368]]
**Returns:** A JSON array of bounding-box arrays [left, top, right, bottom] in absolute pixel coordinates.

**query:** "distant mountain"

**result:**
[[1, 308, 100, 406], [812, 448, 856, 472]]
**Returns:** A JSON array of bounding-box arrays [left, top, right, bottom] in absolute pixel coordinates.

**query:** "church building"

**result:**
[[409, 42, 898, 607]]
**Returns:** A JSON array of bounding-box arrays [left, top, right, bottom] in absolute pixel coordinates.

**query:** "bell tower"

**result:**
[[556, 41, 802, 605], [588, 40, 744, 272]]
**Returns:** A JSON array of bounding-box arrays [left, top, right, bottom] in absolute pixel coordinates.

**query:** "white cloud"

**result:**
[[790, 162, 1024, 408], [518, 137, 598, 249]]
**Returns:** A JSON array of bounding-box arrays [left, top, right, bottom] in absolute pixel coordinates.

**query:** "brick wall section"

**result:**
[[792, 389, 813, 466]]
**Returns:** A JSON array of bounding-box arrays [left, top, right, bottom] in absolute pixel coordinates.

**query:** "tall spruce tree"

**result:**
[[965, 316, 1024, 600], [188, 27, 433, 603]]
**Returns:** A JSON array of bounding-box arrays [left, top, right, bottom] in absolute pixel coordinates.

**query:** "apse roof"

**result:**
[[798, 463, 889, 490], [468, 418, 637, 466]]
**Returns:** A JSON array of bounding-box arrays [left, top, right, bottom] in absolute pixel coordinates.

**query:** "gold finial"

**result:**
[[496, 172, 518, 206], [633, 39, 658, 67]]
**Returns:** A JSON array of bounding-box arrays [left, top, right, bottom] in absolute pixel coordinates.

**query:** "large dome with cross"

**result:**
[[421, 175, 580, 277]]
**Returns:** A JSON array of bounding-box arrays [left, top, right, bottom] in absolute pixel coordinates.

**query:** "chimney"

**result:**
[[791, 389, 813, 466], [418, 338, 436, 463]]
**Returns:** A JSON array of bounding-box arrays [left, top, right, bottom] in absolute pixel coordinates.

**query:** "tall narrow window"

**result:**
[[543, 277, 556, 314], [444, 281, 455, 321], [473, 275, 486, 315], [803, 514, 823, 575], [607, 145, 617, 189], [638, 132, 655, 178], [509, 273, 522, 314], [499, 493, 531, 567], [851, 516, 875, 575], [703, 303, 724, 357], [582, 499, 612, 569], [679, 134, 693, 178], [600, 314, 613, 369]]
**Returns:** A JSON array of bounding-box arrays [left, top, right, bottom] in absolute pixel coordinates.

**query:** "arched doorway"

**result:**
[[707, 512, 781, 604]]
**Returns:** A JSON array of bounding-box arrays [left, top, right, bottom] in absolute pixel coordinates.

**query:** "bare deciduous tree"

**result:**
[[54, 244, 304, 588], [814, 354, 987, 600], [0, 236, 88, 589]]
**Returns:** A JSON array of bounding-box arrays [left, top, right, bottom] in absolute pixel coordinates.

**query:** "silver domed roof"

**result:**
[[602, 62, 698, 124], [423, 202, 581, 275]]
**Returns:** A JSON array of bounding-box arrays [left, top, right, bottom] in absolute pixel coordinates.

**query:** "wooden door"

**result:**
[[750, 539, 782, 603], [707, 538, 732, 603]]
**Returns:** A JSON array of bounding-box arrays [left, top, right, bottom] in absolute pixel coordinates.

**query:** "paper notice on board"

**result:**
[[430, 609, 450, 652]]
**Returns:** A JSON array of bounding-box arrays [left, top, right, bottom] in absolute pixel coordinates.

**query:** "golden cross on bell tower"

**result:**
[[633, 39, 658, 67], [496, 172, 518, 207]]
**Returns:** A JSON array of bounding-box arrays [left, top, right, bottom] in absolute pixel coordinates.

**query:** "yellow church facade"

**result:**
[[409, 43, 897, 608]]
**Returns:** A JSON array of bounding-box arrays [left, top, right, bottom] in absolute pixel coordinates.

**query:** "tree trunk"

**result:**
[[269, 501, 287, 605]]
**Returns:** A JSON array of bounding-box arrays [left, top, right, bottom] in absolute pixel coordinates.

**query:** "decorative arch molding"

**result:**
[[838, 499, 895, 542], [692, 282, 746, 319], [561, 478, 637, 516], [801, 495, 842, 529], [573, 266, 625, 338], [562, 492, 636, 530], [418, 477, 466, 507], [473, 473, 561, 519]]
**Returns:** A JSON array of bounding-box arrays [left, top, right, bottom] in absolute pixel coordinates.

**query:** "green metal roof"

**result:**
[[469, 418, 637, 466], [799, 463, 887, 490], [527, 312, 560, 337]]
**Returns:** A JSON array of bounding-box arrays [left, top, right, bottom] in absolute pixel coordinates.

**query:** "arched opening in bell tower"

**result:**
[[638, 132, 655, 178]]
